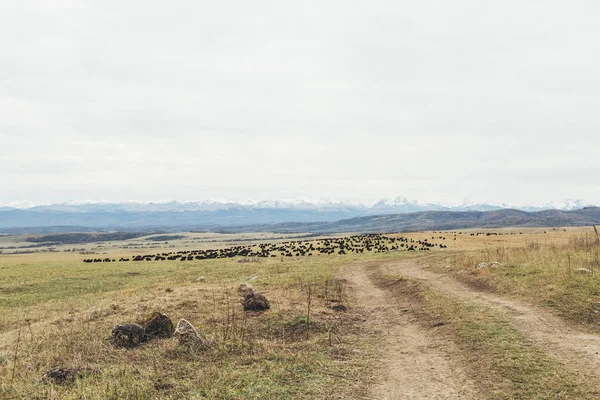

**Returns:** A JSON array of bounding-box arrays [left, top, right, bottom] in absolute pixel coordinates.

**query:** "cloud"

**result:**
[[1, 1, 599, 205]]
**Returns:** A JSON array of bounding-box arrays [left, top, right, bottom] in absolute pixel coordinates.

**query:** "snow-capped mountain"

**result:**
[[522, 199, 592, 212], [0, 196, 596, 232], [2, 197, 594, 213]]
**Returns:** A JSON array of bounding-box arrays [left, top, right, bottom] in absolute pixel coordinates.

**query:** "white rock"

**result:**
[[238, 282, 255, 297], [174, 319, 208, 347], [574, 268, 593, 274], [476, 262, 502, 269]]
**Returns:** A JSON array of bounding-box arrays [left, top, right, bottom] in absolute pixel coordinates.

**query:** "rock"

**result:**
[[174, 319, 208, 348], [329, 304, 348, 312], [575, 268, 593, 274], [138, 312, 174, 339], [196, 276, 206, 282], [476, 262, 502, 269], [111, 323, 146, 348], [238, 282, 255, 297], [242, 291, 270, 311], [443, 265, 452, 269], [43, 367, 94, 385]]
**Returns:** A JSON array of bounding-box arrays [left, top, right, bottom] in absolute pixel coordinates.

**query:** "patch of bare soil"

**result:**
[[340, 262, 481, 399], [381, 258, 600, 391]]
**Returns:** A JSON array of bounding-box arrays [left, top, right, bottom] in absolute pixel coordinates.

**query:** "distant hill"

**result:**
[[0, 198, 595, 234], [2, 207, 599, 235], [222, 207, 600, 234]]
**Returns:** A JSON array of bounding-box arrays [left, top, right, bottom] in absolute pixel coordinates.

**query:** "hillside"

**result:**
[[0, 198, 595, 234], [225, 207, 600, 233], [2, 207, 600, 235]]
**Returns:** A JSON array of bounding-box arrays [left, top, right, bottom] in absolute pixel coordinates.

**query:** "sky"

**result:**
[[1, 1, 599, 206]]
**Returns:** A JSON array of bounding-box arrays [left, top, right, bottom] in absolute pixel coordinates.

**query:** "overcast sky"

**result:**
[[1, 1, 599, 206]]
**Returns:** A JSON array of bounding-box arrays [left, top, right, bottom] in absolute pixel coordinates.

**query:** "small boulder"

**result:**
[[476, 262, 502, 269], [329, 304, 348, 312], [111, 323, 145, 348], [242, 291, 270, 311], [238, 282, 255, 297], [43, 367, 94, 385], [575, 268, 593, 274], [174, 319, 208, 348], [196, 276, 206, 282], [138, 312, 174, 339]]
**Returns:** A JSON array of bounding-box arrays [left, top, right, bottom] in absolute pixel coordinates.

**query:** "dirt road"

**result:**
[[341, 257, 600, 398], [380, 258, 600, 387], [339, 262, 481, 399]]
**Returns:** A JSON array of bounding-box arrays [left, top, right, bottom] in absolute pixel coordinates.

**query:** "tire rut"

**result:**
[[381, 258, 600, 390], [340, 262, 481, 400]]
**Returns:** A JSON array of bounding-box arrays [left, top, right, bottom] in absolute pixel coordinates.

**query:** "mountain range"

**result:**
[[0, 197, 592, 213], [224, 207, 600, 234], [0, 197, 595, 234]]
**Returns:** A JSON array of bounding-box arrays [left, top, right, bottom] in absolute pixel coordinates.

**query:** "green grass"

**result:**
[[0, 251, 376, 399]]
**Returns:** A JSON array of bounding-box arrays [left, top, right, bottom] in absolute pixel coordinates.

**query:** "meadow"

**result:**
[[1, 228, 600, 399], [0, 232, 423, 399]]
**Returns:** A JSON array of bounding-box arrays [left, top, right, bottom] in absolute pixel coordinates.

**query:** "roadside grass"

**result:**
[[432, 232, 600, 330], [0, 253, 378, 399], [374, 273, 594, 399]]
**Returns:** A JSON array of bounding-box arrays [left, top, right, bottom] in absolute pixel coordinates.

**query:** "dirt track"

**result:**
[[341, 257, 600, 399], [340, 262, 481, 400]]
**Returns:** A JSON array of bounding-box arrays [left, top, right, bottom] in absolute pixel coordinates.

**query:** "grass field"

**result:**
[[0, 251, 374, 399], [1, 228, 600, 399], [428, 226, 600, 330]]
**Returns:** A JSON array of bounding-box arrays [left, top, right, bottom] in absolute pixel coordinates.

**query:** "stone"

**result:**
[[138, 312, 174, 339], [111, 323, 145, 348], [174, 319, 208, 348], [476, 262, 502, 269], [575, 268, 593, 274], [242, 291, 270, 311], [43, 367, 94, 385], [237, 282, 255, 297]]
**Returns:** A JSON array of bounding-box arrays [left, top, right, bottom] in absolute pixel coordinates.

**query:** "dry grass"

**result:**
[[0, 250, 378, 399], [429, 227, 600, 330]]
